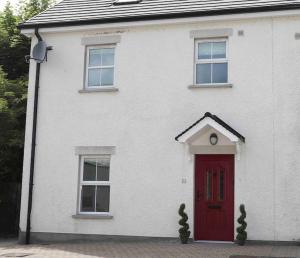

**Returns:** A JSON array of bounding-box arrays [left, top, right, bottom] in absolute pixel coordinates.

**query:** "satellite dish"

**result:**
[[25, 40, 53, 63], [32, 41, 48, 63]]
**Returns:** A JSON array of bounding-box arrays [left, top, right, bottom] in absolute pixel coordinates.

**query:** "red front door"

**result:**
[[195, 155, 234, 241]]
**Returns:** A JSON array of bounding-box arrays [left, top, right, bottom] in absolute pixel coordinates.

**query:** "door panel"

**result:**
[[195, 155, 234, 241]]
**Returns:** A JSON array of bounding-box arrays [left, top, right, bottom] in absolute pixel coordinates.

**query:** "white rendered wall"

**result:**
[[20, 14, 300, 241]]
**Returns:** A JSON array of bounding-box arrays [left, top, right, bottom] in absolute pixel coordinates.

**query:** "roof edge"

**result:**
[[175, 112, 245, 143], [18, 4, 300, 30]]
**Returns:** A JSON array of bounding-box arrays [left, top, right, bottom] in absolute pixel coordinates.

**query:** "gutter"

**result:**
[[25, 27, 42, 245], [17, 4, 300, 30]]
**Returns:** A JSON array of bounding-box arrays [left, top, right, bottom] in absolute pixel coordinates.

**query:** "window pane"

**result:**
[[212, 63, 228, 83], [89, 49, 102, 66], [206, 170, 212, 200], [88, 68, 101, 86], [97, 159, 110, 181], [101, 68, 114, 86], [81, 186, 96, 212], [212, 42, 226, 59], [96, 186, 110, 212], [219, 169, 224, 201], [83, 159, 97, 181], [196, 64, 211, 84], [101, 48, 115, 66], [198, 42, 211, 59]]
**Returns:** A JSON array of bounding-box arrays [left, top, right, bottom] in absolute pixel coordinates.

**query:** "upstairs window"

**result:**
[[195, 39, 228, 85], [86, 46, 115, 88]]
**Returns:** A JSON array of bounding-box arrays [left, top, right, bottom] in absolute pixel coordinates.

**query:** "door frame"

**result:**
[[193, 154, 235, 242]]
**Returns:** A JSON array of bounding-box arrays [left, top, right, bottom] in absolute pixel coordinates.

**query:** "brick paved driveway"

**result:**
[[0, 239, 299, 258]]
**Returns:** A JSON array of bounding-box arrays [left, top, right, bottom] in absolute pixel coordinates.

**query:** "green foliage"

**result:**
[[178, 203, 191, 244], [18, 0, 55, 22], [0, 3, 30, 80], [236, 204, 247, 246], [1, 3, 17, 39], [0, 0, 56, 182], [0, 67, 27, 182]]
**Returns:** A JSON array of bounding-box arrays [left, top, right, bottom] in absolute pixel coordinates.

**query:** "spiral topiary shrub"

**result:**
[[236, 204, 247, 246], [178, 203, 191, 244]]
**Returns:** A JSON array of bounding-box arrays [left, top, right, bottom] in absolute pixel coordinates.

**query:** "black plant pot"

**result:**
[[236, 239, 246, 246]]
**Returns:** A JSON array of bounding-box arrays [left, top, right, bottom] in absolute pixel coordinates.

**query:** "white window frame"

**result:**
[[78, 155, 111, 215], [114, 0, 141, 4], [85, 45, 116, 89], [194, 38, 228, 85]]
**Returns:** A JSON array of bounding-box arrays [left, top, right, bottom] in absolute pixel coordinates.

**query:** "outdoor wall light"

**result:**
[[210, 133, 218, 145]]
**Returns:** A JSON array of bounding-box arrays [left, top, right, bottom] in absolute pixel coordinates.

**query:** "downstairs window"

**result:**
[[79, 156, 111, 214]]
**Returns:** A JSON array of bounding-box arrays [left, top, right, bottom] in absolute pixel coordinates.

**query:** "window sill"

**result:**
[[78, 87, 119, 93], [72, 214, 113, 220], [188, 83, 233, 89]]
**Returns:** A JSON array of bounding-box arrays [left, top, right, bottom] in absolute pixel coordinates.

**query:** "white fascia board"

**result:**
[[20, 9, 300, 35], [20, 30, 33, 38], [177, 117, 239, 143]]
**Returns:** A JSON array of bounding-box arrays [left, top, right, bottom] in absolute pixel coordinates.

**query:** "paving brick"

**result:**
[[0, 240, 299, 258]]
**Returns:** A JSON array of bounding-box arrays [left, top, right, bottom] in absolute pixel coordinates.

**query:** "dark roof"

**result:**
[[175, 112, 245, 142], [19, 0, 300, 29]]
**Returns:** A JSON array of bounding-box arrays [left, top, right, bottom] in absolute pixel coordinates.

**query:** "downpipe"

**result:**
[[25, 27, 42, 245]]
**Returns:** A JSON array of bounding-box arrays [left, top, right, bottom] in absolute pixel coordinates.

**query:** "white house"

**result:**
[[18, 0, 300, 244]]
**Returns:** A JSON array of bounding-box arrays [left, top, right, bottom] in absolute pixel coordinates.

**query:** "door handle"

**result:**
[[208, 204, 221, 209]]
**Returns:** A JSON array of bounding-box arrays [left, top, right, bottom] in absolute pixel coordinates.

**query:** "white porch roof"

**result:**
[[175, 112, 245, 144]]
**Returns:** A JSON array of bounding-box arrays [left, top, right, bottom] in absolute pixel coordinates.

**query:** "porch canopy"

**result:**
[[175, 112, 245, 155]]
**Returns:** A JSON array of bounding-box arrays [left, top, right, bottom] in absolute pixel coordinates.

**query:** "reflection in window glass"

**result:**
[[101, 48, 115, 66], [80, 156, 111, 213], [89, 49, 102, 66], [87, 47, 115, 87], [88, 69, 101, 87], [83, 159, 97, 181], [212, 42, 226, 59], [212, 63, 228, 83], [81, 186, 96, 212], [101, 68, 114, 86], [196, 64, 211, 84], [96, 186, 110, 212], [206, 170, 212, 200], [198, 42, 211, 59], [96, 160, 110, 181], [219, 169, 224, 201], [195, 40, 228, 85]]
